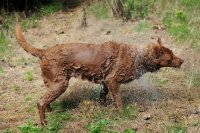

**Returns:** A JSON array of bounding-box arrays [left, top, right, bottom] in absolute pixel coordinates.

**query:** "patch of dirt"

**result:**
[[0, 7, 200, 133]]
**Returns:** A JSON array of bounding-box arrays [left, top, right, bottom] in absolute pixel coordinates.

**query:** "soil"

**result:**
[[0, 7, 200, 133]]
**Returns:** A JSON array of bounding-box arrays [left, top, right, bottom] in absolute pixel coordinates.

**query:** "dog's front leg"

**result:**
[[106, 79, 122, 112], [100, 81, 108, 106]]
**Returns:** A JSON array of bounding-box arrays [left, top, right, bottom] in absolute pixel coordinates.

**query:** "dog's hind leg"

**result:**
[[100, 81, 108, 106], [37, 80, 68, 125]]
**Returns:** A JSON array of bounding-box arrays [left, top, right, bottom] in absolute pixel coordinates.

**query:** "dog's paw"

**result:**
[[41, 120, 48, 126]]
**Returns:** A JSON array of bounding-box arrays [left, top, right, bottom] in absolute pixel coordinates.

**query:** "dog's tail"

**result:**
[[15, 23, 44, 59]]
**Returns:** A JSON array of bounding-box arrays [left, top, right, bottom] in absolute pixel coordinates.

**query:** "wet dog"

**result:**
[[15, 23, 184, 125]]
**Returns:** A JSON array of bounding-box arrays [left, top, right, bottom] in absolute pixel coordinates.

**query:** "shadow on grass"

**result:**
[[51, 83, 187, 112]]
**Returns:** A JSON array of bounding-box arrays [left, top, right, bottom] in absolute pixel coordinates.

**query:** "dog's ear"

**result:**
[[154, 37, 163, 59], [157, 37, 162, 47]]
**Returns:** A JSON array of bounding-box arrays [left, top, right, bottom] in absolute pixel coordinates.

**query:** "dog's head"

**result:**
[[154, 38, 184, 68]]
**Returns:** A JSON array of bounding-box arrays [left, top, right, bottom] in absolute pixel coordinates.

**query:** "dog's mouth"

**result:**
[[173, 63, 183, 69]]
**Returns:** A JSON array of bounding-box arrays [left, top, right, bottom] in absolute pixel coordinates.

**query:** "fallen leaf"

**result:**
[[125, 29, 131, 33], [9, 116, 13, 120], [83, 100, 91, 106]]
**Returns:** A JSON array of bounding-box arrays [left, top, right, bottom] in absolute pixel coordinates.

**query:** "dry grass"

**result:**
[[0, 6, 200, 133]]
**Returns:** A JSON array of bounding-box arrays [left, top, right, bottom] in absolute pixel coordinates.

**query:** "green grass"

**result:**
[[18, 111, 71, 133], [87, 1, 109, 19], [134, 21, 150, 34], [41, 1, 62, 16], [150, 74, 169, 85], [18, 120, 43, 133], [27, 105, 35, 112], [25, 71, 34, 81], [0, 67, 3, 74], [124, 0, 149, 19], [12, 84, 19, 91], [166, 124, 187, 133], [0, 32, 8, 58], [185, 71, 200, 88], [18, 57, 26, 65], [25, 97, 33, 102], [123, 104, 138, 119], [47, 111, 71, 131], [2, 128, 14, 133], [158, 0, 200, 48]]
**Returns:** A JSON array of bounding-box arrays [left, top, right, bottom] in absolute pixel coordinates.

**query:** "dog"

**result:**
[[15, 23, 184, 125]]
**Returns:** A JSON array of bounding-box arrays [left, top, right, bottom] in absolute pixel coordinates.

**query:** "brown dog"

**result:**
[[15, 23, 184, 125]]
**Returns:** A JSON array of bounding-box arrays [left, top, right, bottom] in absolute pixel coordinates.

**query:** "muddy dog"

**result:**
[[15, 23, 184, 125]]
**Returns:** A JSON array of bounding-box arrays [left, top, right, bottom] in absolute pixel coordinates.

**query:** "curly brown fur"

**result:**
[[15, 23, 184, 125]]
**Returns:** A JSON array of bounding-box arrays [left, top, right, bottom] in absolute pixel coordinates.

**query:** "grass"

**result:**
[[134, 20, 150, 34], [85, 119, 117, 133], [24, 97, 33, 102], [47, 111, 71, 131], [166, 124, 187, 133], [87, 1, 109, 19], [27, 105, 35, 112], [0, 0, 62, 39], [1, 128, 14, 133], [185, 71, 200, 88], [150, 74, 169, 85], [18, 120, 43, 133], [18, 57, 26, 65], [157, 0, 200, 48], [12, 84, 19, 91], [0, 67, 3, 74], [123, 104, 138, 119], [0, 32, 7, 52], [25, 71, 34, 81], [41, 1, 62, 16], [124, 0, 149, 19], [18, 111, 71, 133]]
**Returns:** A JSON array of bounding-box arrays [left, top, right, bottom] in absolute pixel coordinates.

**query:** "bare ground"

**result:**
[[1, 7, 200, 133]]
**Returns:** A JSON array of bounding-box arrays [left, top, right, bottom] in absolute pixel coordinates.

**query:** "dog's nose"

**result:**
[[180, 59, 184, 64]]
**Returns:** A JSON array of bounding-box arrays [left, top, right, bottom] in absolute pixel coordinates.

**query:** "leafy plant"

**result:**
[[86, 119, 117, 133], [18, 120, 43, 133], [25, 71, 34, 81], [174, 10, 186, 20], [124, 128, 135, 133], [47, 111, 71, 131], [18, 111, 71, 132]]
